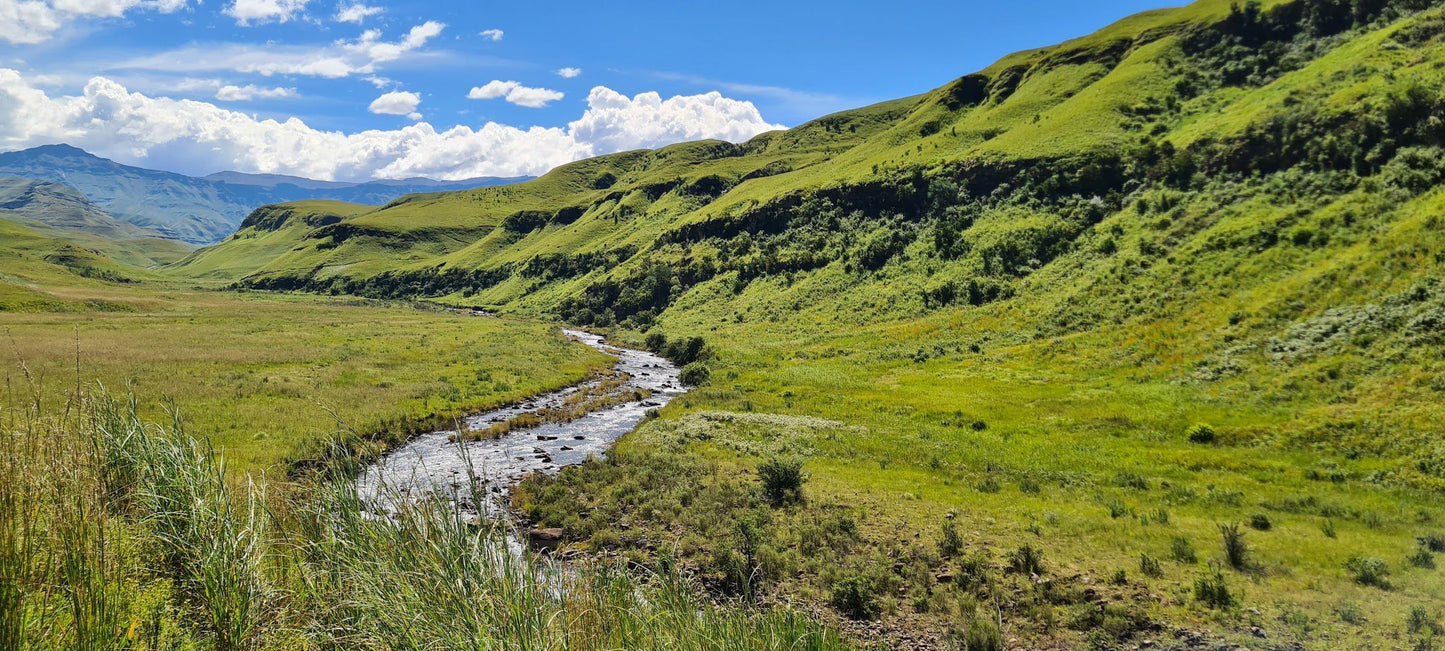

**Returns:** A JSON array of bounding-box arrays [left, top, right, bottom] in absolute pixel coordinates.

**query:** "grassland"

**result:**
[[0, 215, 612, 473], [8, 0, 1445, 647], [0, 384, 848, 650]]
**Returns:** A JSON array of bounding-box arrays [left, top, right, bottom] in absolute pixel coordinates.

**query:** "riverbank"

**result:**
[[358, 330, 686, 523]]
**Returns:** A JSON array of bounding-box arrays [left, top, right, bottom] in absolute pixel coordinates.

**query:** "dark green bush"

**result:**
[[1170, 536, 1197, 563], [1140, 554, 1164, 578], [938, 520, 963, 557], [1187, 423, 1216, 444], [1345, 556, 1390, 588], [1220, 523, 1249, 570], [963, 618, 1003, 651], [829, 573, 880, 620], [679, 363, 710, 386], [1408, 606, 1440, 635], [1008, 544, 1044, 575], [756, 458, 805, 506], [662, 336, 708, 365], [1248, 513, 1272, 531], [1193, 563, 1234, 608], [1408, 545, 1436, 570]]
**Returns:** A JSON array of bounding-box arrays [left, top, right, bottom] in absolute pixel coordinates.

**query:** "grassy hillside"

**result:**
[[0, 177, 193, 267], [159, 0, 1445, 647]]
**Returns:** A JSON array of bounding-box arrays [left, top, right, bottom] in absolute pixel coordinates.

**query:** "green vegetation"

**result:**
[[6, 0, 1445, 647], [0, 387, 845, 650], [0, 227, 609, 472]]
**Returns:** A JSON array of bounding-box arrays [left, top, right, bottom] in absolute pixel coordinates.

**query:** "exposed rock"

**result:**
[[527, 527, 564, 548]]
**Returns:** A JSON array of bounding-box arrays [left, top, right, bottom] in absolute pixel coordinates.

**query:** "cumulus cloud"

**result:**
[[479, 28, 503, 41], [225, 0, 308, 25], [0, 69, 784, 181], [0, 0, 192, 45], [334, 2, 380, 23], [556, 67, 581, 79], [368, 90, 421, 120], [115, 21, 445, 79], [467, 80, 563, 108], [216, 84, 297, 101]]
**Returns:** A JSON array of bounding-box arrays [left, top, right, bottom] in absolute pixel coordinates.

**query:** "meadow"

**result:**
[[5, 0, 1445, 647], [0, 237, 847, 649], [0, 282, 609, 473], [0, 383, 848, 650]]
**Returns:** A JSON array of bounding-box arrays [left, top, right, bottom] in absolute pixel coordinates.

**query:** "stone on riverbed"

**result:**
[[527, 527, 564, 549]]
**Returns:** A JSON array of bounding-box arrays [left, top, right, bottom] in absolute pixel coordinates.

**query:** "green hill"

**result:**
[[0, 145, 529, 245], [169, 0, 1445, 646], [0, 177, 193, 268]]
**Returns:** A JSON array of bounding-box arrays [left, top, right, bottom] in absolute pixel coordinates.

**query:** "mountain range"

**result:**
[[0, 176, 192, 267], [0, 144, 528, 245]]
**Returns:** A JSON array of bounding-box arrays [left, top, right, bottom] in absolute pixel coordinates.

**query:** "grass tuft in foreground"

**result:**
[[0, 386, 847, 650]]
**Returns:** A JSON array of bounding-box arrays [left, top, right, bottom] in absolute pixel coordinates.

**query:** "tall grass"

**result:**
[[0, 385, 848, 650]]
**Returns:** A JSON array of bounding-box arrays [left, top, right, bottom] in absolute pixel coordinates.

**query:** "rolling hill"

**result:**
[[160, 0, 1445, 645], [0, 145, 529, 244], [0, 177, 193, 267]]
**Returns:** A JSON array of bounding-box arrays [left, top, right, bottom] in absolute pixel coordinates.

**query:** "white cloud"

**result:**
[[467, 80, 563, 108], [568, 86, 784, 154], [225, 0, 308, 25], [334, 2, 379, 23], [0, 69, 784, 181], [0, 0, 193, 45], [478, 28, 503, 41], [216, 84, 297, 101], [556, 67, 581, 79], [114, 21, 446, 79], [368, 90, 420, 120]]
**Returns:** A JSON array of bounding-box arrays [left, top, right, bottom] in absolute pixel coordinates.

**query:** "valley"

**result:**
[[3, 0, 1445, 648]]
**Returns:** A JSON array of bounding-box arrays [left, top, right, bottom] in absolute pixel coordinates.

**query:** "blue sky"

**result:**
[[0, 0, 1181, 180]]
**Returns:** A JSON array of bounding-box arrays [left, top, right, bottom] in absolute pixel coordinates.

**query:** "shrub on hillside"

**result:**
[[756, 457, 805, 506], [1407, 544, 1436, 570], [1220, 523, 1250, 570], [1008, 544, 1044, 575], [1171, 537, 1198, 563], [938, 520, 963, 557], [679, 363, 710, 387], [1408, 606, 1440, 635], [1193, 563, 1235, 608], [1140, 554, 1164, 578], [1187, 423, 1216, 444], [829, 573, 880, 620], [963, 618, 1003, 651], [1345, 556, 1391, 588], [662, 336, 708, 365], [1382, 146, 1445, 195]]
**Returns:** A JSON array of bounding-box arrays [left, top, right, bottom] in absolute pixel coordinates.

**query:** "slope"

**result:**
[[171, 0, 1445, 647], [0, 145, 529, 245], [0, 177, 193, 267]]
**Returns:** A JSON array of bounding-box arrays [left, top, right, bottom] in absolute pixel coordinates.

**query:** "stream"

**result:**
[[357, 329, 685, 526]]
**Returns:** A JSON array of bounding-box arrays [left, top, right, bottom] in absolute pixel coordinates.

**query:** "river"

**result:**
[[357, 329, 685, 523]]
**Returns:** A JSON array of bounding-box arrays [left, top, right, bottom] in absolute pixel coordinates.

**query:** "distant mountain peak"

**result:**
[[15, 143, 96, 158], [0, 144, 530, 244]]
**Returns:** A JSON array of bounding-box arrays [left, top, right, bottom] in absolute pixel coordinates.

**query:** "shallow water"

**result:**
[[357, 329, 684, 517]]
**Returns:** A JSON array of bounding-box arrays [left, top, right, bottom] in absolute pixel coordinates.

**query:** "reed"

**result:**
[[0, 384, 847, 650]]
